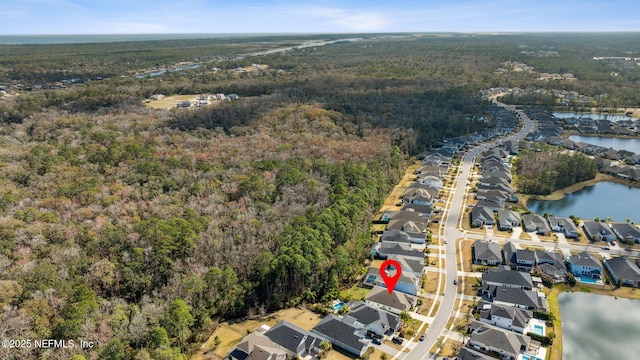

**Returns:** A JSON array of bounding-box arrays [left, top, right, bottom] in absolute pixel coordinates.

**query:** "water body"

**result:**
[[559, 292, 640, 360], [553, 111, 638, 122], [568, 135, 640, 154], [527, 181, 640, 223]]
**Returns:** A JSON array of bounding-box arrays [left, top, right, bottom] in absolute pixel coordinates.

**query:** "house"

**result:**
[[262, 321, 323, 358], [388, 255, 425, 276], [604, 257, 640, 287], [467, 321, 531, 360], [514, 248, 536, 272], [419, 175, 444, 189], [547, 216, 579, 238], [228, 327, 287, 360], [497, 210, 521, 231], [380, 230, 412, 244], [582, 221, 616, 242], [502, 242, 518, 266], [345, 301, 400, 337], [229, 321, 323, 360], [610, 223, 640, 244], [456, 347, 494, 360], [482, 267, 533, 290], [535, 251, 568, 283], [473, 240, 502, 266], [471, 206, 495, 227], [478, 301, 533, 334], [364, 285, 417, 314], [374, 242, 424, 260], [386, 219, 427, 244], [362, 267, 420, 295], [566, 251, 602, 279], [403, 186, 439, 206], [312, 314, 368, 357], [400, 203, 433, 218], [521, 214, 551, 235], [483, 285, 547, 311]]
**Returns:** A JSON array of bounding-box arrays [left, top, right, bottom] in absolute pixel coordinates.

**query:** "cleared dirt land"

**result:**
[[145, 94, 201, 110]]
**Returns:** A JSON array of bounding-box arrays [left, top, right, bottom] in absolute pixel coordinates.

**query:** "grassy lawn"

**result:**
[[423, 270, 441, 294], [340, 284, 372, 301], [371, 224, 387, 233], [461, 276, 480, 297], [403, 316, 424, 339], [460, 240, 473, 272], [417, 298, 434, 316], [440, 339, 463, 358]]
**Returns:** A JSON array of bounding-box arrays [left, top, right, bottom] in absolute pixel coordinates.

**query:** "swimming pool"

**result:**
[[333, 301, 345, 311], [577, 276, 598, 284], [521, 354, 542, 360], [532, 324, 544, 336]]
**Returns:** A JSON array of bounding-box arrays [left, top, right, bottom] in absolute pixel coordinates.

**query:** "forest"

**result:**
[[513, 142, 598, 195], [0, 33, 638, 359]]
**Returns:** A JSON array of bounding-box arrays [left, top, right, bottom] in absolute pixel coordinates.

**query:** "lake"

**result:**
[[568, 135, 640, 154], [554, 111, 638, 122], [527, 181, 640, 223], [559, 292, 640, 360]]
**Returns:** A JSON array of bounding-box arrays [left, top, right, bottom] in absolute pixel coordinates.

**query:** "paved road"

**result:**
[[397, 100, 533, 360]]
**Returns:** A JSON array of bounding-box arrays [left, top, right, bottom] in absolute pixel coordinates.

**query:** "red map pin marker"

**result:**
[[380, 259, 402, 294]]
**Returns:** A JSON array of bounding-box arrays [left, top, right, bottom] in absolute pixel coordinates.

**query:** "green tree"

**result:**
[[164, 299, 194, 350], [99, 338, 127, 360]]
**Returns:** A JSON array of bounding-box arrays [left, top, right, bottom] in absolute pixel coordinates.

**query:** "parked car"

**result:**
[[372, 338, 382, 345], [610, 240, 616, 246], [453, 279, 458, 285], [392, 337, 403, 345], [419, 334, 426, 341], [602, 246, 610, 250]]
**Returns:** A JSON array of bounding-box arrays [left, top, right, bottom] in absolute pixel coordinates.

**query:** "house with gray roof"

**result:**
[[456, 347, 494, 360], [547, 216, 579, 238], [471, 206, 495, 227], [522, 214, 551, 235], [362, 267, 420, 296], [312, 314, 369, 357], [604, 257, 640, 287], [467, 321, 531, 360], [346, 301, 400, 337], [364, 285, 417, 315], [514, 249, 536, 272], [473, 240, 502, 266], [374, 242, 424, 260], [386, 219, 427, 243], [262, 321, 323, 358], [566, 251, 602, 279], [482, 267, 533, 290], [483, 285, 547, 311], [228, 329, 287, 360], [582, 221, 616, 242], [497, 210, 521, 231], [478, 301, 533, 334], [388, 255, 424, 275], [400, 203, 433, 218], [535, 251, 568, 283], [502, 242, 518, 266], [380, 230, 412, 244], [610, 223, 640, 244]]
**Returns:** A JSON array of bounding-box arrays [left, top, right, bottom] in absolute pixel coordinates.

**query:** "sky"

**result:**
[[1, 0, 639, 35]]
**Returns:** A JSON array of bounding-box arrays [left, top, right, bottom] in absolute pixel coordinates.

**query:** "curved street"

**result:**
[[395, 100, 532, 360]]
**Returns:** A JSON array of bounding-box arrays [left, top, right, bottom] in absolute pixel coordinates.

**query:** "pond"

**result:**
[[568, 135, 640, 154], [526, 181, 640, 223], [559, 292, 640, 360]]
